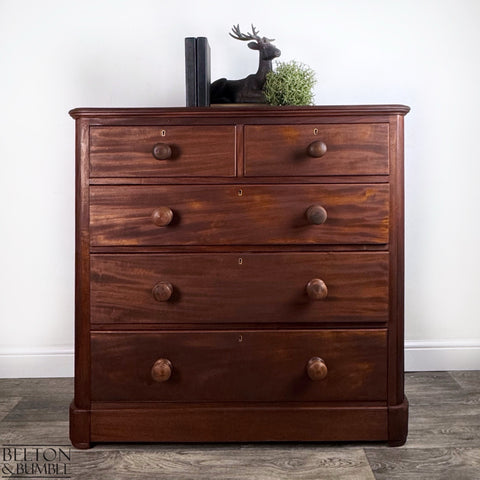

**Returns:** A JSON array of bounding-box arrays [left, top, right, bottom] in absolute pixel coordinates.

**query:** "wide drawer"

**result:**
[[90, 184, 389, 246], [90, 252, 389, 325], [89, 126, 236, 177], [91, 329, 388, 402], [244, 123, 389, 176]]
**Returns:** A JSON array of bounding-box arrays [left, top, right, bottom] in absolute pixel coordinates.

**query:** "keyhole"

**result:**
[[313, 128, 319, 135], [238, 258, 243, 265], [161, 129, 166, 136]]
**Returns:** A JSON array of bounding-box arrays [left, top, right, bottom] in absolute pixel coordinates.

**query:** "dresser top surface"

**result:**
[[69, 104, 410, 119]]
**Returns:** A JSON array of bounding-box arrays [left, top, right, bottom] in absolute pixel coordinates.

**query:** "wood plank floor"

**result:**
[[0, 372, 479, 479]]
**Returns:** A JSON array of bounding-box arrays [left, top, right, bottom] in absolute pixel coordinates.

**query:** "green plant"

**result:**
[[264, 61, 316, 106]]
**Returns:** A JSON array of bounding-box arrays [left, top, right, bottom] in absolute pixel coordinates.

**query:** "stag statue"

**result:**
[[210, 25, 281, 104]]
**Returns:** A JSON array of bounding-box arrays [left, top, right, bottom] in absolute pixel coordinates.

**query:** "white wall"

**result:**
[[1, 0, 479, 376]]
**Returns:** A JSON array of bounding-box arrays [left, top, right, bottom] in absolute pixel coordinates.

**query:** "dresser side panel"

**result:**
[[74, 118, 91, 410], [387, 114, 406, 407]]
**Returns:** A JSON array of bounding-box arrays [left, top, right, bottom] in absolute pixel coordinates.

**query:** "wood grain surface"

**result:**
[[90, 125, 236, 177], [90, 404, 389, 443], [70, 104, 411, 119], [90, 329, 387, 402], [90, 252, 389, 325], [244, 123, 389, 176], [89, 184, 390, 246]]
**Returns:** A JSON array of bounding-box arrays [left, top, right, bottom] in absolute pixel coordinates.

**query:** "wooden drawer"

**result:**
[[244, 123, 389, 176], [91, 329, 387, 402], [90, 252, 389, 325], [89, 126, 236, 177], [90, 184, 389, 246]]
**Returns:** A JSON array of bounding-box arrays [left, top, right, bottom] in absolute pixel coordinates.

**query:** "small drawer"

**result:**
[[91, 329, 387, 402], [89, 184, 389, 246], [90, 252, 389, 325], [244, 123, 389, 176], [89, 126, 236, 177]]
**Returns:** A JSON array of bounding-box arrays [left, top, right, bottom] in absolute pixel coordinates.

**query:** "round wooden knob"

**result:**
[[152, 207, 173, 227], [152, 281, 173, 302], [306, 357, 328, 381], [151, 358, 172, 382], [306, 278, 328, 300], [152, 143, 172, 160], [305, 205, 327, 225], [307, 140, 327, 157]]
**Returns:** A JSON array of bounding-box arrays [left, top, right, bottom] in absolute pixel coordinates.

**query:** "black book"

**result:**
[[185, 37, 197, 107], [196, 37, 211, 107]]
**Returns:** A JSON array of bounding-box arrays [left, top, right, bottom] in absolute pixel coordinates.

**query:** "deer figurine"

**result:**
[[210, 24, 281, 104]]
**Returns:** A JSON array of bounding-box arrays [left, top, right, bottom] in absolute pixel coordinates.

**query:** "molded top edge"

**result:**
[[69, 104, 410, 119]]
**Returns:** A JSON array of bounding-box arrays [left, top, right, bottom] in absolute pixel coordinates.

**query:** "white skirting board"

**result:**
[[404, 340, 480, 372], [0, 348, 74, 378], [0, 341, 479, 378]]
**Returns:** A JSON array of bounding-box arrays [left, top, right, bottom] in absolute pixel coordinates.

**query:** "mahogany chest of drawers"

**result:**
[[70, 105, 409, 448]]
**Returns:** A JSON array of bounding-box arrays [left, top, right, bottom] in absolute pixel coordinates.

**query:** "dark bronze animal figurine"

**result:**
[[210, 25, 281, 104]]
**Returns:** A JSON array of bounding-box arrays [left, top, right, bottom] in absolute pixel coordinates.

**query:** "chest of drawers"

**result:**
[[69, 105, 409, 448]]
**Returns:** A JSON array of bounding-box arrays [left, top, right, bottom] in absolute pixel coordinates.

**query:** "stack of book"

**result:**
[[185, 37, 211, 107]]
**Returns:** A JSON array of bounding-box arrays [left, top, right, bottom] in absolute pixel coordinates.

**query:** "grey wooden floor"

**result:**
[[0, 372, 479, 479]]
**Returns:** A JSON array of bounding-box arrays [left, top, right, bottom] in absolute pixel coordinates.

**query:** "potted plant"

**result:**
[[264, 60, 316, 106]]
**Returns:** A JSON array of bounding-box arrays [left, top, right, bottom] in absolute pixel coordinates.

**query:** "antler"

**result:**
[[229, 24, 261, 42]]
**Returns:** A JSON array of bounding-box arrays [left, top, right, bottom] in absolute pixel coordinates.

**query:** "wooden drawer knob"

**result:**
[[152, 207, 173, 227], [305, 204, 327, 225], [306, 357, 328, 381], [306, 278, 328, 300], [307, 140, 327, 157], [151, 358, 172, 382], [152, 281, 173, 302], [152, 143, 172, 160]]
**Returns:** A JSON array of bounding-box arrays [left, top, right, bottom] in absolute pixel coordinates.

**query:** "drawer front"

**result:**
[[89, 126, 236, 177], [91, 330, 387, 402], [90, 184, 389, 246], [91, 253, 389, 325], [244, 123, 389, 176]]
